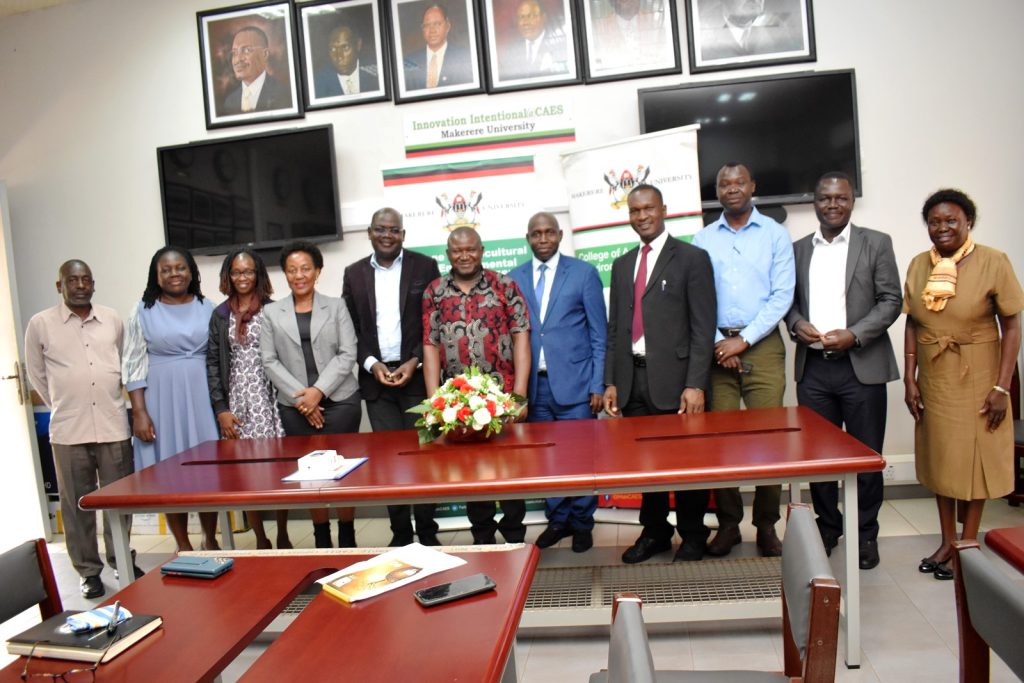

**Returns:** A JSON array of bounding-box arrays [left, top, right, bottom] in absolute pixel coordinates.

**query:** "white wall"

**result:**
[[1, 0, 1022, 458]]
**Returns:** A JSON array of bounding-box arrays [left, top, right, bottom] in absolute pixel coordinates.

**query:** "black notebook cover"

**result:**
[[7, 611, 162, 662]]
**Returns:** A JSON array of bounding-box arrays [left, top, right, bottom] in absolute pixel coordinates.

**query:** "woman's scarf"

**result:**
[[922, 234, 975, 312], [228, 295, 262, 342]]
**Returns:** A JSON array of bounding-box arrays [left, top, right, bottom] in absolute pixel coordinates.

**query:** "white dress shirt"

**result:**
[[364, 250, 404, 372], [336, 62, 362, 95], [808, 224, 850, 334], [533, 251, 560, 371], [631, 229, 670, 356]]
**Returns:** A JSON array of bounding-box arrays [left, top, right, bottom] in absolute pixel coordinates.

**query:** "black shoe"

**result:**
[[535, 525, 573, 549], [756, 526, 783, 558], [571, 530, 593, 553], [388, 534, 414, 547], [933, 562, 954, 580], [919, 557, 939, 573], [337, 521, 356, 548], [313, 522, 332, 548], [674, 533, 708, 562], [114, 565, 145, 581], [859, 540, 880, 570], [821, 533, 840, 558], [418, 533, 441, 547], [81, 575, 104, 599], [706, 526, 741, 557], [473, 535, 496, 545], [622, 537, 671, 564]]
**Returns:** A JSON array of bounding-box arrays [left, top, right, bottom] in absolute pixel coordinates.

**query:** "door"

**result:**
[[0, 181, 48, 550]]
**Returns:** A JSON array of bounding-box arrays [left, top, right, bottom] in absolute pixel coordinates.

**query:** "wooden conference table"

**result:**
[[984, 526, 1024, 573], [81, 406, 885, 667], [1, 545, 538, 683]]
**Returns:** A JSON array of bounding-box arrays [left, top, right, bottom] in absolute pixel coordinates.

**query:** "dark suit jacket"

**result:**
[[220, 73, 292, 115], [605, 236, 717, 411], [785, 224, 902, 385], [342, 249, 441, 402], [498, 29, 568, 80], [313, 64, 379, 98], [404, 43, 474, 90], [508, 255, 606, 407]]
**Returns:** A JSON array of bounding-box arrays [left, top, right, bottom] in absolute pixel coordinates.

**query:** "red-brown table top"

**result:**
[[1, 546, 539, 683], [984, 526, 1024, 573], [80, 407, 884, 512]]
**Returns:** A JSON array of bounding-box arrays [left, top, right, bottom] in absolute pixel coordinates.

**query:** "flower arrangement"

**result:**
[[408, 367, 524, 445]]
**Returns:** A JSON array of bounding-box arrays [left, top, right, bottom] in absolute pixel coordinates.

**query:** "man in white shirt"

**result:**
[[220, 26, 292, 114], [785, 172, 901, 570], [24, 260, 140, 599]]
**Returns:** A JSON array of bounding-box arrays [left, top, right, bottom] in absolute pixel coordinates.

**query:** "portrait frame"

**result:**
[[197, 0, 304, 129], [298, 0, 392, 109], [579, 0, 681, 84], [480, 0, 582, 93], [685, 0, 816, 74], [388, 0, 485, 103]]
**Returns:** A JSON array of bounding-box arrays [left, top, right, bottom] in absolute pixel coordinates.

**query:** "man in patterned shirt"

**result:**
[[422, 226, 531, 544]]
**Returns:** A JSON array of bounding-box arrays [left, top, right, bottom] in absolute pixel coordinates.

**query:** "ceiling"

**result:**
[[0, 0, 74, 20]]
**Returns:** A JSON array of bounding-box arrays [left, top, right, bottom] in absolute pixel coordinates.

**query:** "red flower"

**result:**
[[486, 400, 497, 416], [457, 406, 472, 421], [452, 376, 467, 389], [461, 385, 473, 393], [432, 397, 446, 410]]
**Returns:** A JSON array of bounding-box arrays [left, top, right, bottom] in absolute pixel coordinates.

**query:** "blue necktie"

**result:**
[[536, 263, 548, 323]]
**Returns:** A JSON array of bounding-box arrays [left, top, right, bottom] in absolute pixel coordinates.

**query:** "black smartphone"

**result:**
[[414, 573, 496, 607]]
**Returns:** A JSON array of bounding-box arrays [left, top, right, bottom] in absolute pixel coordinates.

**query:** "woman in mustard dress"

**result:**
[[903, 189, 1022, 580]]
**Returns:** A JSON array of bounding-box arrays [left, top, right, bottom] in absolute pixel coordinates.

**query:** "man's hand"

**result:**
[[678, 387, 704, 414], [217, 412, 243, 439], [370, 362, 394, 386], [793, 320, 822, 345], [821, 329, 856, 351], [603, 386, 619, 416], [132, 410, 156, 442], [387, 359, 419, 388], [715, 337, 749, 365], [589, 393, 603, 414]]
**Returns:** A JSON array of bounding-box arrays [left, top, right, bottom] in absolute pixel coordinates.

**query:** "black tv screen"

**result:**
[[157, 125, 341, 255], [639, 70, 860, 207]]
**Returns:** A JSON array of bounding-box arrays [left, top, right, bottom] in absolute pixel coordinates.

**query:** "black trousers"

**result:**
[[622, 364, 710, 544], [797, 353, 886, 543], [279, 395, 362, 436], [467, 499, 527, 543], [366, 379, 439, 540]]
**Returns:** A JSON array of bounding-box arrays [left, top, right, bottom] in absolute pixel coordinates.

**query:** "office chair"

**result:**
[[0, 538, 63, 624]]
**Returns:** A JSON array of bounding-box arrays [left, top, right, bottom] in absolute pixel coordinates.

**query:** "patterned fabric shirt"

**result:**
[[422, 269, 530, 392]]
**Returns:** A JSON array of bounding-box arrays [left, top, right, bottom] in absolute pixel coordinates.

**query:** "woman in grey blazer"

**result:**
[[261, 241, 362, 548]]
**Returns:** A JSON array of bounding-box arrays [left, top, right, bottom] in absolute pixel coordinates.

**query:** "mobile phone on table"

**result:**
[[160, 556, 234, 579], [414, 573, 496, 607]]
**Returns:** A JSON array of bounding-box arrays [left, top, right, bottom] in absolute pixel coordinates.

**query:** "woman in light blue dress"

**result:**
[[123, 246, 219, 552]]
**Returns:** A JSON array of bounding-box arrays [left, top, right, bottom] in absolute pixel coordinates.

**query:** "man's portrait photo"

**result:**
[[686, 0, 815, 73], [198, 2, 302, 129], [483, 0, 579, 91], [582, 0, 679, 81], [390, 0, 483, 102], [299, 0, 389, 109]]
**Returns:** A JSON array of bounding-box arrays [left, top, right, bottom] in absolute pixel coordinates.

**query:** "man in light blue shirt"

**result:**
[[691, 163, 795, 558]]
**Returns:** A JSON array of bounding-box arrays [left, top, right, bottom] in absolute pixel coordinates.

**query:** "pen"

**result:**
[[661, 280, 666, 291], [106, 601, 121, 635]]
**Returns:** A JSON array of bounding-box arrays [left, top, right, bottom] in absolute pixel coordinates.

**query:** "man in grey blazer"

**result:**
[[784, 172, 901, 570], [604, 184, 718, 564]]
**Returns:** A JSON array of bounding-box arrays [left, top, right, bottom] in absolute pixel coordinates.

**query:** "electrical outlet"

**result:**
[[882, 464, 896, 481]]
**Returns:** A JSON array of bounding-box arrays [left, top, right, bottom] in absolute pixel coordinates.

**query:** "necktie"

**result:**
[[345, 75, 355, 94], [536, 263, 548, 323], [631, 244, 651, 343], [241, 88, 253, 112], [427, 53, 439, 88]]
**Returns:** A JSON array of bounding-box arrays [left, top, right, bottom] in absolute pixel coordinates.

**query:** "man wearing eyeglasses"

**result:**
[[221, 26, 292, 115], [313, 23, 380, 98], [342, 208, 442, 546]]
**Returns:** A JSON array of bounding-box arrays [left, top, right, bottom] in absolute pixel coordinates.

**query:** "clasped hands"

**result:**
[[293, 386, 326, 429], [793, 320, 856, 351], [370, 359, 419, 388]]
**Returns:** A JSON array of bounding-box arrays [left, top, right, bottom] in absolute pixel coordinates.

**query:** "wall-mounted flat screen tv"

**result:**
[[639, 69, 860, 208], [157, 125, 341, 255]]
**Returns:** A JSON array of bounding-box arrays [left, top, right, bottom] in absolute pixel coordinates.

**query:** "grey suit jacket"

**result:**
[[260, 292, 359, 405], [785, 224, 902, 385]]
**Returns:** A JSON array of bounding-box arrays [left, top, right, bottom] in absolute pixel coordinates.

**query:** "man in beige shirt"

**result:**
[[24, 260, 139, 599]]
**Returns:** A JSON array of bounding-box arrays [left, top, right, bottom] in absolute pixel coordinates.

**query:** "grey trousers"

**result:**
[[52, 440, 134, 578]]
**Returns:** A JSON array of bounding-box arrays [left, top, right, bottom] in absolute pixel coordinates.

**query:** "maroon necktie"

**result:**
[[631, 244, 652, 343]]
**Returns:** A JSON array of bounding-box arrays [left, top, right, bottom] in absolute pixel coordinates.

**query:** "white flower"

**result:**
[[472, 408, 492, 428], [468, 395, 486, 410], [424, 413, 437, 425], [493, 401, 506, 417], [467, 375, 484, 391], [441, 406, 458, 424]]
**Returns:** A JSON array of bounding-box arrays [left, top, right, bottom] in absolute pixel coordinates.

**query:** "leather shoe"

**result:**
[[919, 558, 939, 573], [572, 530, 593, 553], [622, 536, 671, 564], [821, 533, 840, 558], [388, 534, 414, 547], [706, 526, 742, 557], [756, 526, 783, 557], [674, 532, 709, 562], [418, 533, 441, 547], [535, 525, 573, 549], [859, 540, 880, 570], [81, 575, 104, 599], [933, 562, 954, 581], [113, 565, 145, 581]]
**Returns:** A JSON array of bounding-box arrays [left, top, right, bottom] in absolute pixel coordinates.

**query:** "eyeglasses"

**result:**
[[230, 45, 265, 58], [229, 269, 256, 279], [371, 226, 403, 237], [20, 642, 107, 682]]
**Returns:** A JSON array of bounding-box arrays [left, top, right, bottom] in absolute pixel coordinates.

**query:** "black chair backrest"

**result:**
[[0, 539, 62, 623]]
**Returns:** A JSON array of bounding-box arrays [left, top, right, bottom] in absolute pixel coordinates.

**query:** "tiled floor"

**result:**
[[3, 497, 1023, 682]]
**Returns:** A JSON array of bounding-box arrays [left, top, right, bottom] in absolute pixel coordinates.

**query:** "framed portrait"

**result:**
[[480, 0, 581, 93], [197, 1, 303, 129], [685, 0, 816, 74], [388, 0, 485, 103], [579, 0, 680, 83], [298, 0, 391, 109]]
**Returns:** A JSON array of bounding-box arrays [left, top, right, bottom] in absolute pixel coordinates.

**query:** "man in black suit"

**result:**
[[313, 24, 380, 97], [603, 184, 718, 564], [220, 26, 292, 115], [403, 3, 474, 90], [785, 172, 901, 570], [498, 0, 568, 81], [342, 208, 442, 546]]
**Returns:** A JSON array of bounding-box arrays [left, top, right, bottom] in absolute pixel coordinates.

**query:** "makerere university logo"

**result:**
[[602, 165, 650, 209], [434, 191, 484, 230]]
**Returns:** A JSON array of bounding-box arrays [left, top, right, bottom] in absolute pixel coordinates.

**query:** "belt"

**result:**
[[808, 348, 848, 361], [537, 369, 548, 376], [382, 360, 403, 371], [632, 354, 647, 367], [719, 327, 744, 338]]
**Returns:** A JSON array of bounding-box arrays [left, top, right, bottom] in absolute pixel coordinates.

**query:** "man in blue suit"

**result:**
[[509, 212, 607, 552]]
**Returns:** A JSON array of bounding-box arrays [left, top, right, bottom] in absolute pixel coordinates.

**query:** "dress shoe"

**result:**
[[674, 532, 709, 562], [859, 540, 880, 570], [933, 562, 954, 581], [706, 526, 741, 557], [821, 533, 840, 558], [418, 533, 441, 547], [919, 558, 939, 573], [571, 530, 593, 553], [81, 575, 105, 599], [535, 525, 573, 549], [472, 535, 497, 545], [113, 565, 145, 581], [756, 526, 783, 557], [388, 534, 414, 547], [621, 536, 671, 564], [337, 520, 356, 548]]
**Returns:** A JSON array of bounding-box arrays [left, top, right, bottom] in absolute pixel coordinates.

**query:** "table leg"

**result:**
[[219, 511, 235, 550], [842, 472, 861, 668], [788, 481, 801, 504], [501, 645, 517, 683], [110, 513, 133, 588]]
